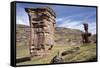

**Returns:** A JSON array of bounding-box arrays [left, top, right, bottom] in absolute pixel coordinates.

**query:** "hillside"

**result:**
[[16, 24, 83, 46], [16, 24, 97, 65], [55, 27, 82, 45]]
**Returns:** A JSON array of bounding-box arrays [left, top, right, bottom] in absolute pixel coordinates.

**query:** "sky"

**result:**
[[16, 3, 97, 34]]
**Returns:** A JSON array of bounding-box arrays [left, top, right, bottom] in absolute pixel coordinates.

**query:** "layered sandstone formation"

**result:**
[[25, 7, 56, 57]]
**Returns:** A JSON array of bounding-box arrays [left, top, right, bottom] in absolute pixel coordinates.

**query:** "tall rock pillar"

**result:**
[[25, 7, 56, 57]]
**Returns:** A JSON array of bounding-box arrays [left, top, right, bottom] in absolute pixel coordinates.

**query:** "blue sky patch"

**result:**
[[16, 3, 97, 34]]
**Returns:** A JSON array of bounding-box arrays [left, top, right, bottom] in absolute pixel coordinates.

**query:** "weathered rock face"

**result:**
[[25, 7, 56, 57]]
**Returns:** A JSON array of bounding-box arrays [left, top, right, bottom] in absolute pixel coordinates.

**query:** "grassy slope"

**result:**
[[17, 44, 69, 65], [16, 24, 97, 65], [17, 43, 96, 65], [63, 43, 96, 62]]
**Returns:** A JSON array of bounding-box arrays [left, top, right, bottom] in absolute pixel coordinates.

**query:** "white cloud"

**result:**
[[56, 16, 72, 22], [16, 10, 30, 26], [56, 17, 96, 34], [17, 19, 29, 25], [58, 19, 83, 30], [56, 12, 89, 23], [88, 22, 96, 34]]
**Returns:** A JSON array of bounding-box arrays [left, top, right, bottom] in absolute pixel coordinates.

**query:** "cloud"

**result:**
[[56, 17, 96, 34], [57, 19, 83, 30], [56, 16, 72, 22], [16, 18, 29, 25], [88, 22, 96, 34]]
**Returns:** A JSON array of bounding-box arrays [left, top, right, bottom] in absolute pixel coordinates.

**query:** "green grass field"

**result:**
[[16, 43, 97, 65]]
